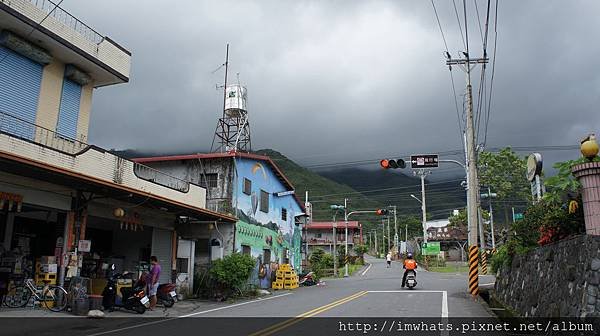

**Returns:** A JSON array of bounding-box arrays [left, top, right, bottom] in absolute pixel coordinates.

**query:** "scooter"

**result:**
[[138, 272, 177, 308], [299, 271, 316, 286], [157, 283, 177, 308], [102, 264, 150, 314], [405, 270, 417, 290]]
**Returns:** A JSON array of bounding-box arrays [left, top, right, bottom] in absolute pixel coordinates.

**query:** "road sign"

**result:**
[[421, 242, 441, 255], [410, 154, 439, 169], [513, 213, 524, 221]]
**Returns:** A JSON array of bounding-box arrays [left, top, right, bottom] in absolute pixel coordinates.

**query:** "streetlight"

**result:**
[[330, 204, 346, 277]]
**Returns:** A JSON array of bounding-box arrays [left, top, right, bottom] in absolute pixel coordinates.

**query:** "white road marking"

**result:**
[[367, 290, 448, 318], [86, 293, 293, 336], [480, 283, 495, 286], [361, 263, 372, 276]]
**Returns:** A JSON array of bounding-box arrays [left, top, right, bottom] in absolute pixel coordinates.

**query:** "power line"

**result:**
[[452, 0, 467, 49], [483, 0, 499, 147], [300, 144, 578, 170]]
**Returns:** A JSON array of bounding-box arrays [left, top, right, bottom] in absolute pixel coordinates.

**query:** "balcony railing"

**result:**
[[25, 0, 104, 44], [0, 109, 192, 193]]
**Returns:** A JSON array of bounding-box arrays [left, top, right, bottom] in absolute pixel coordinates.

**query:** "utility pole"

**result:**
[[412, 170, 430, 244], [392, 205, 398, 256], [332, 214, 337, 277], [374, 231, 378, 257], [381, 218, 385, 254], [445, 1, 488, 295], [343, 198, 349, 278], [387, 215, 391, 254]]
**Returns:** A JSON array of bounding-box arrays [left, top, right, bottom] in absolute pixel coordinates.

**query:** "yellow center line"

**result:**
[[249, 291, 368, 336]]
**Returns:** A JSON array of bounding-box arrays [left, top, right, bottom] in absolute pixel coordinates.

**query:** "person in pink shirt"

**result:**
[[146, 256, 161, 310]]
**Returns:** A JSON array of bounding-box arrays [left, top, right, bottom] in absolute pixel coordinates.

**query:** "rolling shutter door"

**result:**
[[0, 46, 43, 140], [151, 228, 173, 284], [56, 78, 82, 139]]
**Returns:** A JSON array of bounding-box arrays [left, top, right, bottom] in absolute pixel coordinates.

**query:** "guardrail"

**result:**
[[0, 110, 192, 194], [25, 0, 104, 44]]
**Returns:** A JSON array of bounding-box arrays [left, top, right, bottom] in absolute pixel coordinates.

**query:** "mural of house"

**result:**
[[134, 152, 306, 289]]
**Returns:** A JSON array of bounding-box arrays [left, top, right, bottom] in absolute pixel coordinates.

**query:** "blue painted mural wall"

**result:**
[[233, 158, 303, 288]]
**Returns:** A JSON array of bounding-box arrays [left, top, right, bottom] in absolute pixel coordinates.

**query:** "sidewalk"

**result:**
[[0, 296, 263, 318]]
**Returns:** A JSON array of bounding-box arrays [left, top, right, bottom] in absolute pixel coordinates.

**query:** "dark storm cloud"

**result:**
[[64, 0, 600, 168]]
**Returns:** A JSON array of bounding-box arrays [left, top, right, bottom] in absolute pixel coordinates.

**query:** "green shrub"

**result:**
[[490, 245, 511, 273], [210, 253, 256, 292]]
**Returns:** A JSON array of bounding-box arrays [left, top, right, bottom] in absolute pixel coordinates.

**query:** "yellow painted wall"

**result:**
[[34, 60, 64, 135], [34, 59, 95, 143], [77, 83, 94, 143]]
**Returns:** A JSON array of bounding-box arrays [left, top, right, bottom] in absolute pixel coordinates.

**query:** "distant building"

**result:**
[[134, 152, 306, 289], [304, 221, 363, 254]]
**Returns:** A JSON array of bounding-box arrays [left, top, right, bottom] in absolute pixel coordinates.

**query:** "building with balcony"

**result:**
[[134, 152, 307, 289], [0, 0, 235, 295], [305, 221, 363, 255]]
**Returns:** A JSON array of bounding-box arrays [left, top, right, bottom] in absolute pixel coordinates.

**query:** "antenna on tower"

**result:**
[[210, 44, 252, 153]]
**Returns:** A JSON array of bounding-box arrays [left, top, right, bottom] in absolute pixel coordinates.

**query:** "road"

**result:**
[[1, 256, 497, 336]]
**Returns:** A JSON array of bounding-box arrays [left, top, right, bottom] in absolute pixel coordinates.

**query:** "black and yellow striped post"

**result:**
[[480, 249, 488, 275], [468, 245, 479, 296]]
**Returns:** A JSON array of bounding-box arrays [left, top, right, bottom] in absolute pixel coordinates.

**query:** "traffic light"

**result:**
[[376, 209, 389, 216], [380, 159, 406, 169]]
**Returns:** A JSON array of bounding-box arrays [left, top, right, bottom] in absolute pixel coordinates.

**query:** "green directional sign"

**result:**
[[421, 242, 441, 255], [513, 213, 524, 221]]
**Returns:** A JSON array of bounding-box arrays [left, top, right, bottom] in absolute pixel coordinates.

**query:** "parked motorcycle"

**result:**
[[102, 264, 150, 314], [405, 270, 417, 290], [299, 271, 316, 286], [138, 271, 177, 308], [157, 283, 177, 307]]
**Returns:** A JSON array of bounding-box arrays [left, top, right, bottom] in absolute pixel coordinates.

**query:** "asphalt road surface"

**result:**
[[1, 256, 498, 336]]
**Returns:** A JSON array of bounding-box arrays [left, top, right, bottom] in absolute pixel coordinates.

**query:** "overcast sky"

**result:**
[[64, 0, 600, 173]]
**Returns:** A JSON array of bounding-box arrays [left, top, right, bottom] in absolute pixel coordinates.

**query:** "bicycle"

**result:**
[[3, 278, 68, 312]]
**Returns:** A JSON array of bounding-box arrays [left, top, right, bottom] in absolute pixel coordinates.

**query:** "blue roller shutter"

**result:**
[[56, 78, 82, 139], [0, 46, 43, 140]]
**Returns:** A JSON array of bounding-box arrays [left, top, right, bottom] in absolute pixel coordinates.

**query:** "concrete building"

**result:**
[[304, 221, 363, 254], [134, 152, 306, 289], [0, 0, 235, 297]]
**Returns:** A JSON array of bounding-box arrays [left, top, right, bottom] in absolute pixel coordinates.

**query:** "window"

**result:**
[[260, 190, 269, 213], [200, 173, 218, 188], [57, 78, 82, 139], [263, 249, 271, 264], [281, 208, 287, 221], [176, 258, 189, 273], [315, 233, 322, 238], [243, 178, 252, 195], [242, 245, 251, 256]]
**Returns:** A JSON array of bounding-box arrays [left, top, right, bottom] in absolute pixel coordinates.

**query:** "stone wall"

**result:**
[[495, 235, 600, 317]]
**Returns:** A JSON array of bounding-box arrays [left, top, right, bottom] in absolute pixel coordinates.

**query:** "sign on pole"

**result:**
[[410, 154, 439, 169], [421, 242, 441, 255]]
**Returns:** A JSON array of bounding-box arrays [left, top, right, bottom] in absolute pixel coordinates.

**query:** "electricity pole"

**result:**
[[387, 215, 391, 254], [446, 34, 488, 296]]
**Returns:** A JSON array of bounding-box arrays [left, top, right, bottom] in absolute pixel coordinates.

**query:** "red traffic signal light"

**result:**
[[380, 159, 405, 169], [376, 209, 389, 216]]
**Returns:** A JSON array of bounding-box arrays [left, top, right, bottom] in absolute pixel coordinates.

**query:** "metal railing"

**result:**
[[0, 110, 192, 194], [25, 0, 104, 44], [0, 110, 88, 154], [134, 163, 190, 193]]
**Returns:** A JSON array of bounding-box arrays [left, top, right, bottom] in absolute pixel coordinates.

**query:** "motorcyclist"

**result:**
[[401, 252, 418, 287]]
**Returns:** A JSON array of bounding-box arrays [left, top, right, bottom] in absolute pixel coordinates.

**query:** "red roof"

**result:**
[[306, 221, 361, 229], [133, 152, 305, 211], [134, 152, 294, 191]]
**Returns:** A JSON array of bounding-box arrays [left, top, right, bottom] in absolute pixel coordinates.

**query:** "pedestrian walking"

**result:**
[[386, 252, 392, 268], [146, 256, 161, 310]]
